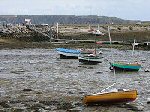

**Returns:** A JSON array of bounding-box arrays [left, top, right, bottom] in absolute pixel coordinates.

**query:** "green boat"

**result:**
[[110, 62, 141, 71], [108, 25, 141, 72]]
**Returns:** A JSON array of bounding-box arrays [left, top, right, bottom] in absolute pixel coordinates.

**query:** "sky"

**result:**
[[0, 0, 149, 21]]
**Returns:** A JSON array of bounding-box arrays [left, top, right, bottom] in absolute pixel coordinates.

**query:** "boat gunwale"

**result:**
[[85, 90, 137, 96], [111, 62, 141, 66]]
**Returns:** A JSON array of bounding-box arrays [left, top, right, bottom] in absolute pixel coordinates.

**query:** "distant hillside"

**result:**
[[0, 15, 138, 25]]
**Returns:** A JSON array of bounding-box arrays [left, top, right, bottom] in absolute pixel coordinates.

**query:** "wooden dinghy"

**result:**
[[83, 89, 137, 105]]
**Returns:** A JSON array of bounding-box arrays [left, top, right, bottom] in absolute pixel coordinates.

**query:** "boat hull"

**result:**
[[56, 48, 80, 59], [83, 90, 137, 105], [110, 62, 141, 71], [78, 56, 102, 65], [79, 58, 102, 65], [60, 53, 78, 59]]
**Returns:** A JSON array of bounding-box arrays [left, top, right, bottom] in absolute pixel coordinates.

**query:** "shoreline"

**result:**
[[0, 38, 149, 50], [1, 24, 150, 50]]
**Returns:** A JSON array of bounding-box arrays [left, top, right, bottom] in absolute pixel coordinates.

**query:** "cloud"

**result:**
[[0, 0, 149, 20]]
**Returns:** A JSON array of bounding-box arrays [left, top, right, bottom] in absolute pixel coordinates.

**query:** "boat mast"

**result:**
[[89, 24, 91, 30], [108, 26, 113, 62], [94, 24, 98, 55], [108, 25, 117, 89], [94, 34, 97, 55], [108, 26, 112, 45], [56, 23, 59, 39], [132, 39, 136, 56], [98, 24, 100, 31]]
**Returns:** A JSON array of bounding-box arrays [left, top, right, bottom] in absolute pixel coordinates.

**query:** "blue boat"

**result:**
[[56, 48, 80, 59]]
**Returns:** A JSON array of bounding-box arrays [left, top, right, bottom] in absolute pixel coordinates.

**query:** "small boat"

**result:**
[[92, 30, 105, 36], [83, 89, 137, 105], [56, 48, 93, 59], [78, 54, 103, 65], [107, 25, 141, 72], [110, 62, 141, 71], [88, 24, 105, 36], [56, 48, 80, 59], [78, 29, 103, 65]]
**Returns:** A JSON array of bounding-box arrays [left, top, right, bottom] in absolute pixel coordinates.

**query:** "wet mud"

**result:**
[[0, 48, 150, 111]]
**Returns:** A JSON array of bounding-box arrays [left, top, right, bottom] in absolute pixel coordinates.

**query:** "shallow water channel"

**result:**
[[0, 48, 150, 111]]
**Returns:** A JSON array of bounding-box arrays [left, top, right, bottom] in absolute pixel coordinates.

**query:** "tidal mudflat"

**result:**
[[0, 48, 150, 111]]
